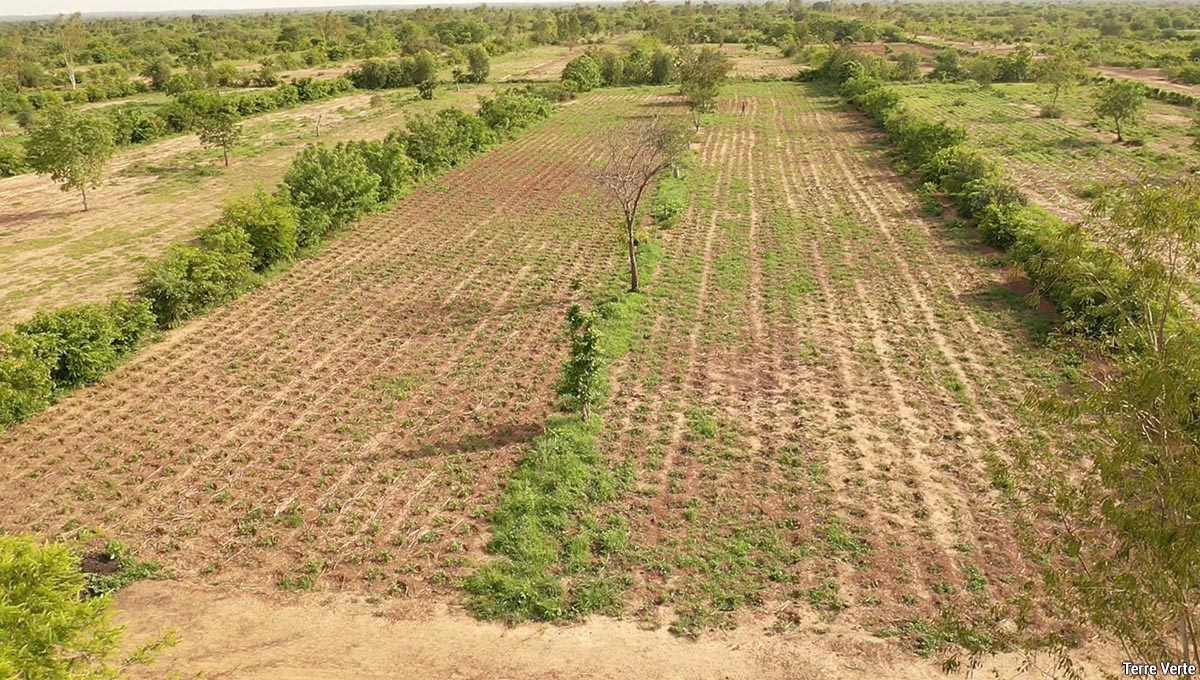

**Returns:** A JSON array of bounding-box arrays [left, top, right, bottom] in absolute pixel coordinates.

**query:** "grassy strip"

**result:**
[[463, 223, 666, 625]]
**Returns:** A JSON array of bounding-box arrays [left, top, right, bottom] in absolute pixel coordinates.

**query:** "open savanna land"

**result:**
[[0, 79, 1120, 676], [892, 81, 1200, 223], [0, 85, 490, 324]]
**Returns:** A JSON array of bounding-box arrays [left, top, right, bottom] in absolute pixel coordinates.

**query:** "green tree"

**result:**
[[24, 106, 116, 212], [197, 110, 242, 167], [1035, 51, 1084, 115], [0, 535, 175, 678], [593, 116, 688, 292], [417, 79, 436, 100], [465, 43, 490, 83], [218, 190, 298, 270], [141, 57, 174, 91], [676, 45, 732, 128], [894, 51, 922, 81], [1031, 175, 1200, 665], [561, 52, 603, 92], [1093, 79, 1146, 142]]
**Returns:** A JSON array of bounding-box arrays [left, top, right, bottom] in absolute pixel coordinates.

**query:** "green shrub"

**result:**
[[561, 52, 604, 93], [884, 110, 967, 169], [218, 191, 299, 271], [0, 536, 125, 679], [0, 332, 53, 426], [854, 86, 900, 120], [0, 145, 28, 177], [16, 297, 153, 388], [477, 90, 551, 137], [920, 144, 1000, 212], [402, 109, 496, 174], [961, 177, 1026, 219], [342, 138, 417, 203], [917, 181, 942, 216], [282, 144, 381, 247], [139, 223, 257, 327]]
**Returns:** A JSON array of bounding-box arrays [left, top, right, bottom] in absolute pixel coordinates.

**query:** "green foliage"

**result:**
[[350, 51, 439, 89], [218, 190, 298, 271], [1093, 79, 1147, 142], [0, 332, 53, 426], [139, 223, 258, 327], [282, 143, 381, 246], [0, 536, 121, 680], [883, 110, 967, 169], [477, 89, 551, 137], [920, 144, 1001, 212], [196, 110, 242, 166], [341, 137, 416, 203], [17, 297, 154, 388], [556, 305, 605, 418], [465, 43, 491, 83], [401, 108, 496, 174], [678, 45, 732, 116], [23, 105, 116, 210], [0, 144, 27, 177], [82, 541, 164, 598], [561, 52, 604, 93], [649, 169, 687, 227]]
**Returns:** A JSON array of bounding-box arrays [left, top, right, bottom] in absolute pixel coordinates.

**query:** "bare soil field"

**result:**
[[711, 44, 804, 80], [0, 86, 487, 324]]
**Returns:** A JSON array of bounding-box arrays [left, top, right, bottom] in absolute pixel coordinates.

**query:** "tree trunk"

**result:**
[[626, 222, 639, 292], [1115, 117, 1123, 142], [80, 184, 88, 212], [223, 146, 229, 166], [66, 53, 76, 90]]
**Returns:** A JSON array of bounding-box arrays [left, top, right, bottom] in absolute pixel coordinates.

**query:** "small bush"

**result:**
[[139, 223, 258, 327], [0, 145, 28, 177], [917, 181, 942, 216], [16, 297, 154, 388], [1039, 104, 1064, 118], [218, 191, 299, 270], [0, 332, 53, 426], [282, 144, 381, 247], [650, 172, 687, 227]]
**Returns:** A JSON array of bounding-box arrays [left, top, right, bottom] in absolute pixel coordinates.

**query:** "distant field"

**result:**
[[0, 86, 488, 324], [892, 81, 1200, 223]]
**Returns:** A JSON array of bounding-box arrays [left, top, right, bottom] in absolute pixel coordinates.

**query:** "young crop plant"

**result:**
[[557, 304, 604, 419]]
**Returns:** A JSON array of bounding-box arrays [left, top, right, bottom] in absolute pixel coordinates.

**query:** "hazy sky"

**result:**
[[1, 0, 500, 18]]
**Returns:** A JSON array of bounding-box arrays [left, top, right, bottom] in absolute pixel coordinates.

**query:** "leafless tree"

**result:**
[[592, 115, 687, 292]]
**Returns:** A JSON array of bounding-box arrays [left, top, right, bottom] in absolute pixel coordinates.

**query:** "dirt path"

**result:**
[[116, 580, 1114, 679]]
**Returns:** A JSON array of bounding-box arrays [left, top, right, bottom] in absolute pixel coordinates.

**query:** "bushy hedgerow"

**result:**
[[478, 89, 552, 137], [403, 108, 497, 173], [342, 137, 418, 203], [350, 52, 437, 90], [832, 67, 1138, 337], [16, 297, 155, 388], [1, 90, 558, 430], [282, 144, 382, 246], [138, 223, 258, 328], [218, 191, 299, 271]]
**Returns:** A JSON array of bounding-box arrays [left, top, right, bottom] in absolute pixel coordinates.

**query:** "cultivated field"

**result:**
[[0, 89, 657, 595], [593, 81, 1066, 644]]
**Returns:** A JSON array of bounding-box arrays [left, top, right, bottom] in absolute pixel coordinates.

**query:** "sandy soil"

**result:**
[[116, 580, 1114, 679]]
